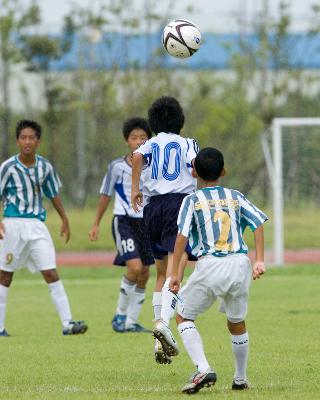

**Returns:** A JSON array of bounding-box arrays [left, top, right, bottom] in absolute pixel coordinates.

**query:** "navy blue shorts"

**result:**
[[143, 193, 196, 260], [112, 215, 154, 267]]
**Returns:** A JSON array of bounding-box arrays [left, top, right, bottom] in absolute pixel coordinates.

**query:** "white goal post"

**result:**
[[272, 118, 320, 265]]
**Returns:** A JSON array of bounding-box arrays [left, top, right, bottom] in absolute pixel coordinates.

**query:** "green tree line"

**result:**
[[0, 0, 319, 207]]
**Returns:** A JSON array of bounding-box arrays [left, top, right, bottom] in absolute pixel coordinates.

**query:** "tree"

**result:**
[[0, 0, 40, 159]]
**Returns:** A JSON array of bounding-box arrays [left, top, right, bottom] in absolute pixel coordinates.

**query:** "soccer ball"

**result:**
[[162, 19, 201, 59]]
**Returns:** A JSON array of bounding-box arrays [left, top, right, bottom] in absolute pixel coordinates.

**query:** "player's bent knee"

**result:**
[[41, 268, 60, 284], [227, 319, 246, 335], [0, 270, 13, 287], [176, 313, 194, 325]]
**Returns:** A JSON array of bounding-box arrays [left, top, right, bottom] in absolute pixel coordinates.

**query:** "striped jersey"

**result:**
[[177, 186, 268, 258], [134, 132, 198, 201], [0, 155, 62, 221], [99, 156, 145, 218]]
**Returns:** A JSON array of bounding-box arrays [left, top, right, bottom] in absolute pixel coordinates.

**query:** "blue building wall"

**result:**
[[49, 32, 320, 71]]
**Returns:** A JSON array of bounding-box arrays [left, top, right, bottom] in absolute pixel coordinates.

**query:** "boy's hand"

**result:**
[[253, 261, 265, 280], [61, 219, 70, 243], [131, 190, 143, 213], [89, 225, 99, 241], [0, 221, 5, 239], [169, 276, 181, 294]]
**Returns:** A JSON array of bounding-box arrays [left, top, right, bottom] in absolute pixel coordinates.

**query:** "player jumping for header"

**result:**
[[131, 96, 199, 363]]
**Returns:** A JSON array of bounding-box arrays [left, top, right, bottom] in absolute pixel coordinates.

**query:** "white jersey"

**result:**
[[100, 156, 145, 218], [0, 155, 61, 221], [134, 132, 198, 200]]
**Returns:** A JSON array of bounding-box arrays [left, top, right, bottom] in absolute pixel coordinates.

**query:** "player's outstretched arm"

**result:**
[[170, 233, 188, 294], [51, 196, 70, 243], [131, 153, 144, 213], [89, 195, 111, 241], [252, 225, 265, 280]]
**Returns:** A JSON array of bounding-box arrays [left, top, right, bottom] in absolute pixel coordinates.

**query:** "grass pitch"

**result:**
[[0, 265, 319, 399]]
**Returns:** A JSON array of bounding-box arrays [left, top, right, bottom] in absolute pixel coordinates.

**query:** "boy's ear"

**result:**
[[220, 168, 226, 177], [192, 167, 198, 178]]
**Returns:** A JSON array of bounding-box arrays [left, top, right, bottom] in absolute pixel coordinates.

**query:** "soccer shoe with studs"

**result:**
[[153, 320, 179, 357], [154, 338, 172, 364], [125, 323, 152, 333], [232, 379, 249, 390], [62, 320, 88, 335], [182, 370, 217, 394], [111, 314, 126, 333], [0, 329, 10, 337]]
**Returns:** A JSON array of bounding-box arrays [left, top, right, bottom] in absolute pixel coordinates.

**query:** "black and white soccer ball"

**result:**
[[162, 19, 201, 58]]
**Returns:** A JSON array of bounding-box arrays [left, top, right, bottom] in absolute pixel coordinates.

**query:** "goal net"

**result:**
[[268, 118, 320, 265]]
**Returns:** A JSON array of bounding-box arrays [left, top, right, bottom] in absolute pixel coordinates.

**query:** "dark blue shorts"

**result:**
[[143, 193, 196, 260], [112, 215, 154, 267]]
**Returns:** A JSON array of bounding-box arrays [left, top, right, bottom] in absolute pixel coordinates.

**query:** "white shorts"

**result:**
[[177, 254, 252, 322], [0, 218, 56, 273]]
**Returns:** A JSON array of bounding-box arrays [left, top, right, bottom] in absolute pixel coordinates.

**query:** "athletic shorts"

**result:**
[[177, 254, 252, 322], [112, 215, 154, 266], [0, 218, 56, 273], [143, 193, 196, 260]]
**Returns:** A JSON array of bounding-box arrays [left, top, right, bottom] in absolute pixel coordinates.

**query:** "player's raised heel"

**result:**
[[63, 320, 88, 335], [232, 379, 249, 390], [182, 370, 217, 394], [153, 320, 179, 357], [111, 314, 126, 333], [154, 338, 172, 364]]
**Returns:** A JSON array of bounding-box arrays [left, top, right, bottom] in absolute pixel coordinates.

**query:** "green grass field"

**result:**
[[0, 264, 319, 399], [46, 206, 320, 252]]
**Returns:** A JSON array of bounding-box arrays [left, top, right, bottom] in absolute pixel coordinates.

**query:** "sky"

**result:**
[[37, 0, 318, 33]]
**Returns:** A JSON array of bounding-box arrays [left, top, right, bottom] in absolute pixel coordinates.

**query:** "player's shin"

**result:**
[[116, 276, 135, 315], [152, 291, 162, 321], [160, 277, 177, 325], [48, 280, 72, 327], [178, 320, 211, 373], [0, 284, 9, 331], [125, 287, 145, 328], [231, 332, 249, 383]]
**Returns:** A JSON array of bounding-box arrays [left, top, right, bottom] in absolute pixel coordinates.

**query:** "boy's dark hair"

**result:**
[[148, 96, 185, 135], [122, 117, 152, 140], [16, 119, 42, 139], [194, 147, 224, 181]]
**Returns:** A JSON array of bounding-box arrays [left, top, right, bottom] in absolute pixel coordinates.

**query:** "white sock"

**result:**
[[125, 287, 146, 328], [178, 321, 211, 373], [231, 332, 249, 382], [48, 280, 72, 328], [0, 284, 9, 332], [152, 292, 162, 321], [116, 276, 135, 315], [160, 277, 177, 325]]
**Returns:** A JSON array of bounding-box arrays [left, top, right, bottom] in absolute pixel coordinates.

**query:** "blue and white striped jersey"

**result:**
[[134, 132, 198, 200], [0, 155, 62, 221], [100, 156, 145, 218], [177, 186, 268, 258]]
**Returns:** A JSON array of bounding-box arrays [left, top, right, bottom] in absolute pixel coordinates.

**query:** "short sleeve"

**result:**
[[133, 139, 152, 164], [99, 162, 118, 196], [186, 138, 199, 165], [42, 164, 62, 199], [239, 194, 268, 232], [177, 195, 195, 238]]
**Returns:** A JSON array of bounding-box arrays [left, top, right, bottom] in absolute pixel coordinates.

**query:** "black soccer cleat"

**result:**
[[182, 370, 217, 394], [232, 380, 249, 390], [154, 339, 172, 364], [63, 320, 88, 335]]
